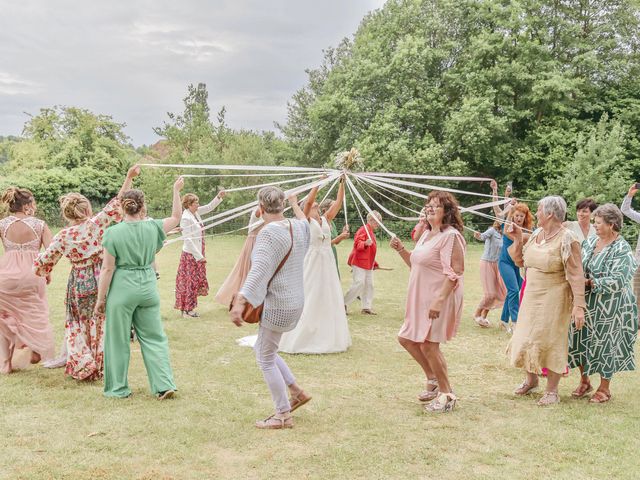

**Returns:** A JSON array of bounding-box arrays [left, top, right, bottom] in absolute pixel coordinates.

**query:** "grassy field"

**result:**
[[1, 236, 638, 480]]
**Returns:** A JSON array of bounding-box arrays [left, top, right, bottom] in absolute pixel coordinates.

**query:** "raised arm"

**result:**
[[198, 189, 226, 216], [621, 184, 640, 223], [324, 178, 345, 222], [163, 177, 185, 233], [117, 164, 141, 199], [287, 193, 307, 221], [303, 186, 320, 218]]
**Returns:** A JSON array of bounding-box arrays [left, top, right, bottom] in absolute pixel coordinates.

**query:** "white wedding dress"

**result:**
[[278, 216, 352, 354]]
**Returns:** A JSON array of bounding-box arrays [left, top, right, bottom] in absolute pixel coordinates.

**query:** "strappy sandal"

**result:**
[[514, 380, 538, 396], [289, 390, 312, 412], [537, 391, 560, 406], [182, 310, 200, 318], [424, 392, 457, 413], [418, 379, 439, 402], [589, 390, 612, 404], [571, 382, 593, 398], [255, 413, 293, 429]]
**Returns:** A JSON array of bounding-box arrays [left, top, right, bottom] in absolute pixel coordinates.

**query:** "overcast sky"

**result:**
[[0, 0, 385, 146]]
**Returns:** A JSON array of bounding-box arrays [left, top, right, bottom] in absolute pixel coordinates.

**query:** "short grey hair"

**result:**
[[593, 203, 623, 232], [366, 210, 382, 223], [258, 186, 285, 214], [539, 196, 567, 222]]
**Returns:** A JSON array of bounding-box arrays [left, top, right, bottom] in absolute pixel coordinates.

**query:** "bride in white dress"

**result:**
[[279, 178, 351, 354]]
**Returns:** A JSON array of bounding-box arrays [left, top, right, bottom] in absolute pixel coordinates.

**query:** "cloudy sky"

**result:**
[[0, 0, 385, 145]]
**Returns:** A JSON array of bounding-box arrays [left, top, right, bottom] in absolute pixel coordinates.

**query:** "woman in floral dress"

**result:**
[[34, 166, 140, 380]]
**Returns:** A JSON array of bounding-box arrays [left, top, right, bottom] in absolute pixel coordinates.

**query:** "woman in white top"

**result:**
[[563, 198, 597, 243], [279, 177, 351, 354], [174, 190, 225, 317]]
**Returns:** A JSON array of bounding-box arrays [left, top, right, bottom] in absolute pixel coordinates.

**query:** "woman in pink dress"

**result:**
[[0, 187, 55, 373], [390, 191, 466, 413], [215, 207, 264, 307], [33, 166, 140, 381]]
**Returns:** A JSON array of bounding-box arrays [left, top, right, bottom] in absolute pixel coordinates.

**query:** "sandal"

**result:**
[[361, 309, 377, 315], [418, 379, 439, 402], [424, 392, 457, 413], [514, 380, 538, 396], [182, 310, 200, 318], [571, 382, 593, 398], [289, 390, 312, 412], [255, 413, 293, 429], [474, 317, 490, 328], [589, 390, 612, 404], [537, 391, 560, 406], [157, 390, 175, 400]]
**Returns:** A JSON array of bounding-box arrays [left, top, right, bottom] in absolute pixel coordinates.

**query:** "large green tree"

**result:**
[[281, 0, 640, 202]]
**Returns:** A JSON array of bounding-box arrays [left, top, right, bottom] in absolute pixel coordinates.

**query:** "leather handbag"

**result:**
[[230, 220, 293, 323]]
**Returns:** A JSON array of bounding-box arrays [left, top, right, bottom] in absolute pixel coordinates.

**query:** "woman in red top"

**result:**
[[344, 211, 381, 315]]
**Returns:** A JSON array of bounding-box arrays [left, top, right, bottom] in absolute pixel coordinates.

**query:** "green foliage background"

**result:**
[[1, 0, 639, 239]]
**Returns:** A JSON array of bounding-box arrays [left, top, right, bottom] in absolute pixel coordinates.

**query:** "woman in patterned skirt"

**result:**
[[34, 165, 140, 381], [569, 204, 638, 403], [175, 190, 225, 317]]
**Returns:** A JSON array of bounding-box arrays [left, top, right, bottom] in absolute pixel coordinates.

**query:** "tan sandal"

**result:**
[[537, 391, 560, 406], [514, 381, 538, 396], [589, 390, 611, 404], [424, 392, 457, 413], [289, 390, 312, 412], [571, 382, 593, 398], [255, 413, 293, 429], [418, 379, 439, 402]]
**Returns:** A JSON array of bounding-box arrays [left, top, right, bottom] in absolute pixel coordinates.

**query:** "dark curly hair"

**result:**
[[425, 191, 464, 233]]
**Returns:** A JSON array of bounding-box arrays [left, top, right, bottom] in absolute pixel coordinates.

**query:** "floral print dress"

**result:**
[[34, 198, 121, 380]]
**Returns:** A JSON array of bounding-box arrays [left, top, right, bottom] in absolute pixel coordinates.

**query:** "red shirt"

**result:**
[[347, 224, 378, 270]]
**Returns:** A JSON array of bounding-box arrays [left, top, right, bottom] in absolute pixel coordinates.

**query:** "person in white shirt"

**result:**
[[175, 190, 225, 317]]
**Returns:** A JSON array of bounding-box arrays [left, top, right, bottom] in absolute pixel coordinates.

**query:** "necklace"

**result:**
[[540, 227, 562, 245]]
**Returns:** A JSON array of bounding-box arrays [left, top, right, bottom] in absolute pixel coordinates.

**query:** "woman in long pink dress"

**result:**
[[215, 207, 264, 306], [33, 166, 139, 381], [0, 187, 55, 373], [390, 191, 466, 413]]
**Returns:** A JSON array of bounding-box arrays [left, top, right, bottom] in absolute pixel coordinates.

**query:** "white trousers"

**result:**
[[344, 266, 374, 310]]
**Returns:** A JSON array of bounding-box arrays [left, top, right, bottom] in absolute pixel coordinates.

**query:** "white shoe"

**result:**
[[474, 316, 490, 328]]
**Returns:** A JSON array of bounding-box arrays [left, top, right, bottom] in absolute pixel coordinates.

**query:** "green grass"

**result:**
[[1, 237, 638, 480]]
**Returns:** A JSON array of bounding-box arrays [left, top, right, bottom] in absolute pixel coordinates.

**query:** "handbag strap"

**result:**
[[266, 220, 294, 288]]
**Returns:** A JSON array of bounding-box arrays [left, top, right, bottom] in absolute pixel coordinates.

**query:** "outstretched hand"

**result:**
[[174, 176, 185, 192], [628, 183, 639, 197], [127, 164, 141, 179], [217, 189, 227, 200]]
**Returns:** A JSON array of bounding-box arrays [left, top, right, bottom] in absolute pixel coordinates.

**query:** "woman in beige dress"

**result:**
[[508, 196, 586, 406]]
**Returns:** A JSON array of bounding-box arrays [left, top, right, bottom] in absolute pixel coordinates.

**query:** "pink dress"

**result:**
[[34, 198, 121, 380], [215, 212, 264, 306], [398, 227, 466, 343], [0, 216, 55, 372]]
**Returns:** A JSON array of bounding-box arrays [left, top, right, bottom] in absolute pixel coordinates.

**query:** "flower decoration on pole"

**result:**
[[335, 147, 364, 172]]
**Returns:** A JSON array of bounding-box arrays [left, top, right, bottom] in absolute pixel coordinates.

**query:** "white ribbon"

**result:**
[[141, 162, 332, 173]]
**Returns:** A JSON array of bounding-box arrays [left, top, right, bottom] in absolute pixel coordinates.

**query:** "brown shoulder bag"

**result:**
[[229, 220, 293, 323]]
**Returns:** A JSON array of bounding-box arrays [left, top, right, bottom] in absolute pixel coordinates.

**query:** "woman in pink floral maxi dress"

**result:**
[[33, 167, 139, 380]]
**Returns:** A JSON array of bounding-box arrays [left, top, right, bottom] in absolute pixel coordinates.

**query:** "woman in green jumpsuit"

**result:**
[[95, 177, 184, 399]]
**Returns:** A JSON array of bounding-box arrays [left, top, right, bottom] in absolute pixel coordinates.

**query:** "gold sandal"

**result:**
[[424, 392, 457, 413], [418, 379, 439, 402], [537, 391, 560, 406], [514, 381, 538, 396]]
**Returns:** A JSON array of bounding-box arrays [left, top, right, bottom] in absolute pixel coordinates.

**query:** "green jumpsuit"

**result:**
[[102, 219, 177, 398]]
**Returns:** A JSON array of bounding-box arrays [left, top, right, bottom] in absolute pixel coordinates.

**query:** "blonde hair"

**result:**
[[1, 187, 34, 213], [181, 193, 198, 210], [366, 210, 382, 223], [122, 190, 145, 215], [59, 193, 91, 222]]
